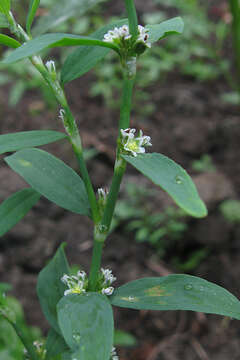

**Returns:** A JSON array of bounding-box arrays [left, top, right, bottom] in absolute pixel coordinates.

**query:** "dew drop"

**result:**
[[199, 286, 204, 292], [128, 296, 135, 301], [175, 175, 184, 185], [184, 284, 193, 290]]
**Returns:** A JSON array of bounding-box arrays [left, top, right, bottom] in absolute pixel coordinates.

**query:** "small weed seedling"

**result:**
[[0, 1, 240, 360], [113, 183, 188, 257]]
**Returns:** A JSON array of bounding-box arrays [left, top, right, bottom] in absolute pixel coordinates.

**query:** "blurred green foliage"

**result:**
[[112, 182, 209, 271], [0, 284, 42, 360], [192, 154, 216, 173], [219, 199, 240, 224], [112, 183, 188, 257]]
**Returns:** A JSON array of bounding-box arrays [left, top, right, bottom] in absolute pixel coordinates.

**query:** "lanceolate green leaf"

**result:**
[[37, 244, 70, 333], [110, 275, 240, 320], [4, 148, 90, 215], [0, 130, 67, 154], [0, 188, 40, 236], [0, 0, 11, 15], [122, 153, 207, 218], [2, 33, 118, 64], [0, 34, 20, 49], [57, 293, 114, 360], [26, 0, 40, 35], [61, 19, 128, 84], [33, 0, 106, 36], [147, 17, 184, 43]]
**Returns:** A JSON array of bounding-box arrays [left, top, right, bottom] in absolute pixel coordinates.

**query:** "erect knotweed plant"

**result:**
[[0, 0, 240, 359]]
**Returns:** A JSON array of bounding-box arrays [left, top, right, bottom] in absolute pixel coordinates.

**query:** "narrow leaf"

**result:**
[[37, 244, 70, 333], [0, 188, 40, 236], [33, 0, 106, 36], [122, 153, 207, 218], [45, 328, 69, 360], [147, 17, 184, 43], [61, 19, 128, 84], [110, 275, 240, 320], [4, 148, 90, 215], [0, 130, 67, 154], [26, 0, 40, 35], [0, 13, 9, 28], [0, 0, 11, 15], [2, 33, 118, 64], [0, 34, 20, 48], [57, 293, 114, 360]]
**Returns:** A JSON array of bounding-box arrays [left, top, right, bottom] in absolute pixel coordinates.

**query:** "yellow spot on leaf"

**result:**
[[18, 159, 32, 167], [121, 296, 138, 302], [145, 286, 171, 297]]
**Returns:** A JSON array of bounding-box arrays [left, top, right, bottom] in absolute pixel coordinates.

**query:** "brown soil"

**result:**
[[1, 1, 240, 359]]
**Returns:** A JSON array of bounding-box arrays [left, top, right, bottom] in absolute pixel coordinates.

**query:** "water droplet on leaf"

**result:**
[[199, 286, 204, 292], [184, 284, 193, 290], [175, 175, 184, 184]]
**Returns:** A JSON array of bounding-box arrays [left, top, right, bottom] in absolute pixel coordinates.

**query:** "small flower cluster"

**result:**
[[24, 342, 46, 360], [45, 60, 57, 81], [97, 187, 109, 218], [45, 60, 56, 74], [111, 347, 119, 360], [104, 25, 131, 43], [120, 128, 152, 157], [61, 271, 87, 296], [61, 268, 116, 296], [100, 268, 116, 296], [103, 24, 151, 49]]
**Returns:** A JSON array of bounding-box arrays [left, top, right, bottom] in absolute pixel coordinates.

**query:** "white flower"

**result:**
[[103, 24, 151, 49], [59, 108, 66, 122], [45, 60, 56, 73], [61, 271, 87, 296], [97, 188, 109, 203], [101, 268, 116, 285], [77, 270, 87, 280], [137, 25, 151, 48], [120, 128, 152, 157], [111, 347, 119, 360], [102, 287, 114, 296], [103, 25, 132, 43], [100, 268, 116, 296]]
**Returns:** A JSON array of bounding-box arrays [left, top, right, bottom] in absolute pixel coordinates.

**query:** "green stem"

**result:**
[[73, 145, 100, 223], [88, 230, 105, 291], [124, 0, 139, 38], [33, 60, 100, 223], [7, 13, 100, 224], [101, 158, 126, 230], [88, 76, 135, 290], [118, 77, 135, 131], [3, 317, 39, 360], [102, 76, 134, 230]]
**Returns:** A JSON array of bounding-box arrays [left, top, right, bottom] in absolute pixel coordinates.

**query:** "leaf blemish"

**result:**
[[18, 159, 32, 167], [145, 285, 171, 297], [121, 296, 138, 302]]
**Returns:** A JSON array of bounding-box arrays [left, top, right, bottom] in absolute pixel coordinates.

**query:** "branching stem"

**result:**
[[7, 12, 100, 224], [89, 75, 135, 290]]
